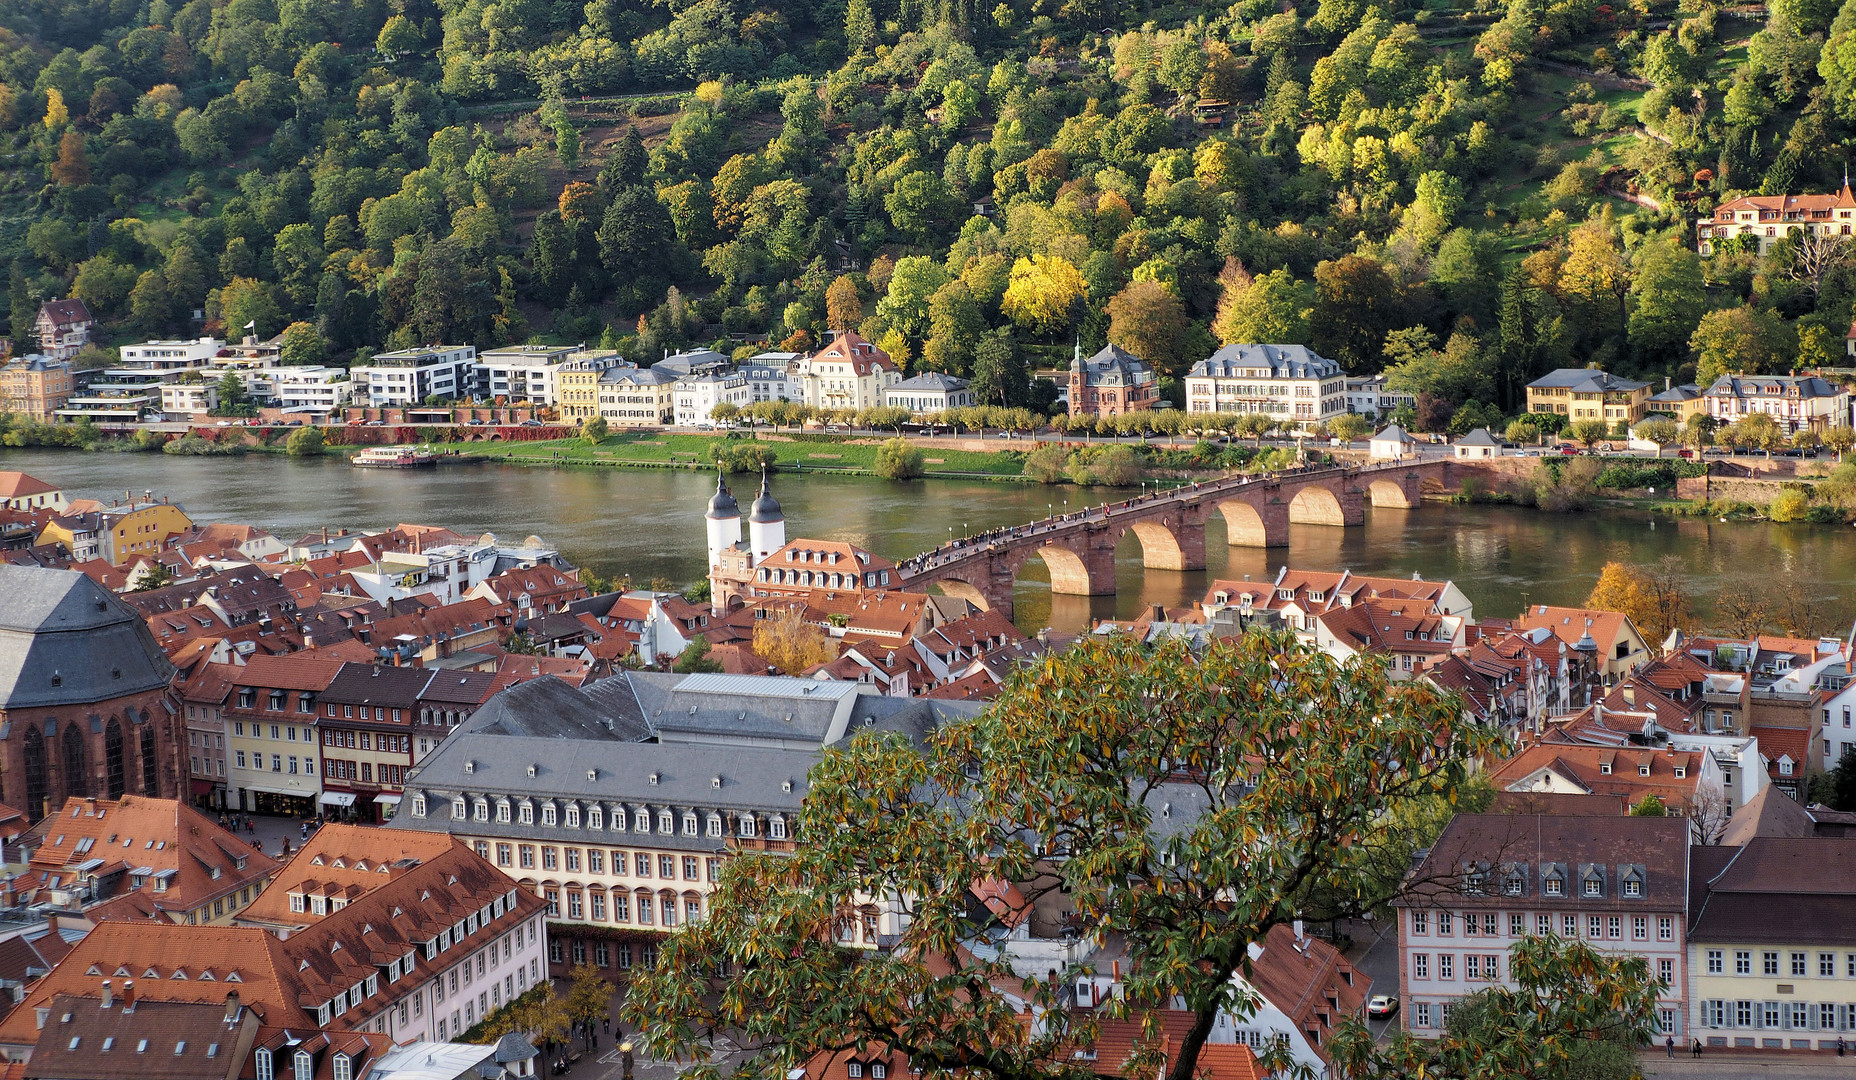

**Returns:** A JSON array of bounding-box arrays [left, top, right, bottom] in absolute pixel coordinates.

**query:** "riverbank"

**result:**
[[434, 431, 1037, 480]]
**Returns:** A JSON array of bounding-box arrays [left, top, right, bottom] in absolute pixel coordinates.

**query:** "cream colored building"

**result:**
[[795, 331, 901, 411], [1185, 344, 1348, 427], [557, 352, 624, 424], [1697, 185, 1856, 256], [598, 366, 676, 427], [1526, 369, 1652, 427]]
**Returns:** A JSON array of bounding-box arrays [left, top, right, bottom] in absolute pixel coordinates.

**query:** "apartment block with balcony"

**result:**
[[350, 346, 478, 406], [1186, 344, 1348, 427], [1526, 369, 1652, 427]]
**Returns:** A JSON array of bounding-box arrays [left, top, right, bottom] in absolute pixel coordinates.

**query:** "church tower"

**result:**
[[705, 471, 741, 572], [748, 466, 785, 563]]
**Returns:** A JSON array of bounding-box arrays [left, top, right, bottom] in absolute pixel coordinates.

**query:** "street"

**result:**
[[1640, 1050, 1856, 1078]]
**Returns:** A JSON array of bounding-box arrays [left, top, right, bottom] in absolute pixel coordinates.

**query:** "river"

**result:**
[[12, 449, 1856, 636]]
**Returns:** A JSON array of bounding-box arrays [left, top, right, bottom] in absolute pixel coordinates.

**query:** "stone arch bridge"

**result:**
[[899, 458, 1482, 619]]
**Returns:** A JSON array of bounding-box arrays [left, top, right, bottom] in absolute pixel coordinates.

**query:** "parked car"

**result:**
[[1367, 995, 1398, 1019]]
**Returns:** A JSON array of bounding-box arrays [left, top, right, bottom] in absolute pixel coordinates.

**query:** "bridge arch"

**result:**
[[1367, 477, 1419, 509], [925, 575, 992, 612], [1288, 484, 1348, 526], [1119, 517, 1206, 572], [1004, 541, 1115, 597], [1216, 498, 1287, 548]]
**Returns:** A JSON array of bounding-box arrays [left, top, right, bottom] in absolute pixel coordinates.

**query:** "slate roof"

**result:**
[[1073, 344, 1150, 386], [1527, 368, 1649, 393], [1191, 344, 1342, 379], [1704, 374, 1844, 400], [1690, 836, 1856, 945], [463, 674, 646, 741], [1455, 427, 1501, 446], [1370, 424, 1415, 443], [1399, 813, 1689, 912], [888, 372, 970, 391], [0, 566, 175, 709]]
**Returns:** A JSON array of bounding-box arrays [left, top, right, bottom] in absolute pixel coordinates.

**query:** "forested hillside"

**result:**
[[0, 0, 1850, 421]]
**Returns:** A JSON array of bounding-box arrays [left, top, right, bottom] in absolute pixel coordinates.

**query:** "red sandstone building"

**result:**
[[1067, 344, 1159, 418], [0, 566, 185, 819]]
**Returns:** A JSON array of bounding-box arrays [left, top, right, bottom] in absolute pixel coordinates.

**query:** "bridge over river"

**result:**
[[899, 457, 1481, 619]]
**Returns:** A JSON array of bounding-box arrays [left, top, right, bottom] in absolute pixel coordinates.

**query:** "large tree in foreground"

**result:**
[[625, 632, 1520, 1080]]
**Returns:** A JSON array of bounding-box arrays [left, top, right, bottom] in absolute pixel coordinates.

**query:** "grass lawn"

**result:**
[[442, 431, 1034, 478]]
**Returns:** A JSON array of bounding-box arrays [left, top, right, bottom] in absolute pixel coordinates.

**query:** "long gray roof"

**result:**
[[1527, 368, 1649, 393], [464, 674, 649, 741], [1191, 344, 1341, 379], [0, 566, 174, 709]]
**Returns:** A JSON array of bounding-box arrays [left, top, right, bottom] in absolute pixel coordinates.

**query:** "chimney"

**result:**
[[100, 980, 112, 1009], [223, 990, 240, 1024], [1621, 684, 1635, 706], [1294, 919, 1305, 944], [1150, 603, 1165, 624], [120, 981, 135, 1010]]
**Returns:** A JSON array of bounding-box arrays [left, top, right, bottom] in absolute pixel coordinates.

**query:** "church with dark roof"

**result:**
[[0, 565, 184, 819]]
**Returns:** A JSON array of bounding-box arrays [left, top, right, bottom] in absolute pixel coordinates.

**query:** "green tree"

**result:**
[[921, 281, 986, 375], [1331, 413, 1372, 441], [72, 255, 139, 317], [582, 416, 609, 443], [218, 278, 282, 340], [1105, 280, 1189, 376], [623, 633, 1498, 1080], [1568, 419, 1611, 447], [1310, 254, 1402, 372], [1214, 266, 1314, 346], [672, 634, 722, 673], [1824, 745, 1856, 811], [845, 0, 876, 50], [969, 329, 1026, 407], [1690, 305, 1796, 383], [286, 425, 326, 456], [564, 963, 613, 1028], [1627, 240, 1705, 367], [885, 171, 961, 244], [874, 437, 925, 479], [280, 321, 326, 366], [376, 14, 421, 56], [1630, 794, 1668, 816], [129, 270, 177, 335]]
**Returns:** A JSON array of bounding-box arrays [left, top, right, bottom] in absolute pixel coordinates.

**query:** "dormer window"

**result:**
[[333, 1054, 351, 1080], [658, 811, 674, 834], [1673, 766, 1686, 779], [565, 805, 580, 828], [295, 1050, 313, 1080], [588, 806, 603, 830], [771, 817, 787, 840], [1543, 873, 1563, 897], [1638, 763, 1650, 777], [739, 816, 756, 838], [634, 809, 649, 831], [451, 798, 466, 821], [256, 1050, 274, 1080], [496, 800, 511, 823], [1599, 761, 1612, 775], [682, 813, 697, 836], [473, 799, 488, 822], [1583, 876, 1602, 898], [707, 815, 722, 837], [1503, 873, 1523, 896], [1624, 879, 1642, 898], [541, 803, 557, 827]]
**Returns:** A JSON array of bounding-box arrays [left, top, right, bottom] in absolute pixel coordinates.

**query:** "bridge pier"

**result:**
[[1125, 509, 1207, 572], [1366, 472, 1423, 509], [1037, 529, 1118, 596], [1218, 499, 1289, 548]]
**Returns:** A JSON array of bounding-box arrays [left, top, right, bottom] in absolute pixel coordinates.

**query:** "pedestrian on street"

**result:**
[[1664, 1035, 1674, 1059], [1691, 1039, 1702, 1058], [1840, 1035, 1848, 1057]]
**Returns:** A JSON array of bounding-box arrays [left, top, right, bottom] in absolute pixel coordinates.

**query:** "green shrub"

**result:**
[[874, 438, 924, 480], [1768, 488, 1811, 522]]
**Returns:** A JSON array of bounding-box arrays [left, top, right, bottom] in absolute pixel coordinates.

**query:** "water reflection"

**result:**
[[6, 449, 1854, 636]]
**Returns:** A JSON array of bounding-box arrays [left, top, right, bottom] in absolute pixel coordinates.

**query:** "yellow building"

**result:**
[[1689, 835, 1856, 1050], [0, 355, 75, 422], [1645, 383, 1707, 423], [1526, 369, 1653, 427], [598, 366, 677, 427], [90, 501, 193, 565], [557, 352, 624, 424]]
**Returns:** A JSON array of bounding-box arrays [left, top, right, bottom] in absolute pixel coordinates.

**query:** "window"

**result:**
[[1481, 913, 1496, 936], [1708, 950, 1723, 974], [1537, 914, 1552, 935], [659, 855, 675, 878], [1413, 1003, 1431, 1029], [565, 805, 580, 828], [657, 811, 673, 834], [1438, 954, 1453, 980], [1509, 914, 1524, 937], [542, 804, 557, 827], [1736, 951, 1751, 975], [452, 798, 466, 820], [1631, 916, 1647, 941], [542, 847, 558, 871], [636, 853, 650, 877], [682, 813, 697, 836], [1414, 954, 1428, 979], [707, 815, 722, 838], [1466, 955, 1480, 980], [1607, 916, 1621, 939], [1623, 879, 1642, 898], [1583, 877, 1602, 898], [683, 857, 698, 880], [588, 850, 604, 874], [519, 845, 535, 869], [1588, 915, 1603, 938], [1764, 952, 1780, 976], [1792, 952, 1807, 977], [519, 803, 534, 825], [1411, 912, 1428, 935], [1658, 916, 1673, 942], [565, 848, 581, 872], [1543, 875, 1563, 897], [1659, 958, 1674, 986], [591, 893, 606, 921], [1438, 912, 1452, 935]]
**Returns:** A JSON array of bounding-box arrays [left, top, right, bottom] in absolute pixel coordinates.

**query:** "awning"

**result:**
[[190, 779, 221, 796], [242, 785, 315, 799], [319, 792, 357, 807], [374, 794, 403, 805]]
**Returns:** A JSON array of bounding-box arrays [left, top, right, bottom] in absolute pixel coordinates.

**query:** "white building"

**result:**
[[1185, 344, 1348, 427], [885, 372, 974, 414], [1346, 374, 1414, 419], [740, 354, 801, 403], [674, 370, 751, 426], [160, 379, 218, 417], [119, 337, 222, 375], [1702, 374, 1850, 435], [1370, 424, 1418, 460], [274, 366, 354, 410], [1453, 428, 1501, 458], [351, 346, 478, 406], [794, 332, 901, 411], [475, 344, 579, 405]]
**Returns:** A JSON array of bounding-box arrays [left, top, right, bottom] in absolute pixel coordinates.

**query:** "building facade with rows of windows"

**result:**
[[388, 670, 978, 979], [1396, 814, 1691, 1039], [1688, 836, 1856, 1050]]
